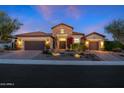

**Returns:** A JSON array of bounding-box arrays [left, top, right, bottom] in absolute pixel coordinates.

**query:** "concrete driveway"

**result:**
[[89, 50, 124, 61], [0, 50, 42, 59]]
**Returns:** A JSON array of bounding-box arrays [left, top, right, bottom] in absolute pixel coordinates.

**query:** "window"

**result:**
[[74, 38, 80, 43], [60, 29, 64, 34]]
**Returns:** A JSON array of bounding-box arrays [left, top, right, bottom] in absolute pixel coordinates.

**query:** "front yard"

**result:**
[[33, 51, 101, 61], [0, 50, 124, 61]]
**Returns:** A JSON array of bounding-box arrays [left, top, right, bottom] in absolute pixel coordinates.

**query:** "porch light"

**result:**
[[17, 39, 23, 48], [45, 39, 50, 45], [85, 41, 89, 46], [45, 41, 49, 45], [17, 39, 22, 45]]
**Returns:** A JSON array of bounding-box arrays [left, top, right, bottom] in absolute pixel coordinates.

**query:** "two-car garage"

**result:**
[[16, 32, 53, 50], [24, 41, 45, 50]]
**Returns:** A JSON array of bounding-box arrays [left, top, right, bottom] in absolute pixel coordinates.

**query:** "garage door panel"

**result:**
[[24, 41, 45, 50], [89, 41, 99, 50]]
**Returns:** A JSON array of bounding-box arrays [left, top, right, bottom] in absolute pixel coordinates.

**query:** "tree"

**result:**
[[105, 19, 124, 44], [0, 11, 22, 40]]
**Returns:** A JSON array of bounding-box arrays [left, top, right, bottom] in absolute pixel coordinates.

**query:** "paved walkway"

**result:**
[[0, 50, 41, 59], [89, 51, 124, 61]]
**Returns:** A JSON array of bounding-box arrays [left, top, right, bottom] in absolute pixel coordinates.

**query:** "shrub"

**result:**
[[42, 49, 52, 55], [71, 43, 86, 52], [45, 44, 50, 49], [112, 48, 122, 52], [104, 41, 124, 51]]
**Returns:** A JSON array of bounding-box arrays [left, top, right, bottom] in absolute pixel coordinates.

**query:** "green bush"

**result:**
[[45, 44, 50, 49], [104, 41, 124, 51], [71, 43, 86, 52]]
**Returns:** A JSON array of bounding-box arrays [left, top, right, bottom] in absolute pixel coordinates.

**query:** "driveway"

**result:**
[[0, 50, 42, 59], [90, 50, 124, 61]]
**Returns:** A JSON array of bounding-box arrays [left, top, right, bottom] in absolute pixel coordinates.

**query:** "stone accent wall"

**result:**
[[52, 24, 73, 37]]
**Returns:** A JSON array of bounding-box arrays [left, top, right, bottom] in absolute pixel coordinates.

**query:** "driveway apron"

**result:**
[[0, 50, 41, 59], [90, 51, 123, 61]]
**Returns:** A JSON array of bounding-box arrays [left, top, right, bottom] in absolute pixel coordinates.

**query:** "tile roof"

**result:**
[[16, 32, 52, 37], [51, 23, 74, 29], [73, 32, 84, 35], [86, 32, 105, 37]]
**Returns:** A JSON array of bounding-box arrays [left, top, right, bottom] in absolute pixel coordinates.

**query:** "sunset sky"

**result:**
[[0, 5, 124, 40]]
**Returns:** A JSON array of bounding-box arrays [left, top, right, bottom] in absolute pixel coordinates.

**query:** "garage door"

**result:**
[[89, 41, 99, 50], [24, 41, 45, 50]]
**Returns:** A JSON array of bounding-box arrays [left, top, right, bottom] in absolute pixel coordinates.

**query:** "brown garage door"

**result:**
[[24, 41, 45, 50], [89, 41, 99, 50]]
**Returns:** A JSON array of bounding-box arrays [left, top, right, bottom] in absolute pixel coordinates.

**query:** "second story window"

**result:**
[[60, 29, 64, 34]]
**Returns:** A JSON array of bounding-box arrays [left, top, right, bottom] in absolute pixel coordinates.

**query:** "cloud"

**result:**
[[36, 5, 53, 21], [36, 5, 82, 21], [66, 5, 81, 20]]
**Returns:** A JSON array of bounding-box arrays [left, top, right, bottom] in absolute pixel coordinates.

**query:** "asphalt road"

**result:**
[[0, 64, 124, 88]]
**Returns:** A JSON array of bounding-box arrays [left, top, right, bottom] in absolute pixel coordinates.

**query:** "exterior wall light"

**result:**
[[100, 41, 104, 48], [17, 39, 23, 49], [85, 41, 89, 46], [45, 41, 49, 45]]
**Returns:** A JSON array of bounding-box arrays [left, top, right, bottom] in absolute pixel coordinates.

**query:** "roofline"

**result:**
[[15, 31, 53, 38], [86, 32, 105, 37], [16, 35, 52, 37], [51, 23, 74, 29], [72, 31, 85, 36]]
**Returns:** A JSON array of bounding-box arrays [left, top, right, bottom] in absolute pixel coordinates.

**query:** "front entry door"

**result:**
[[59, 41, 66, 49]]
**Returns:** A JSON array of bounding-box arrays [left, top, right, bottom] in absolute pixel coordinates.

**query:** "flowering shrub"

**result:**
[[67, 37, 74, 49]]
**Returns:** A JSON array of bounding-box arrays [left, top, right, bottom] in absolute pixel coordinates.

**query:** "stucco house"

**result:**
[[15, 23, 105, 51]]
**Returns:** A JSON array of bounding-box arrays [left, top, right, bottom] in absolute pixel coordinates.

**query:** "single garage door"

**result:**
[[24, 41, 45, 50], [89, 41, 99, 50]]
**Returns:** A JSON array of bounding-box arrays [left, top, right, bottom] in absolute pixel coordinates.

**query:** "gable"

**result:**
[[51, 23, 73, 29], [86, 34, 105, 40], [52, 24, 73, 36]]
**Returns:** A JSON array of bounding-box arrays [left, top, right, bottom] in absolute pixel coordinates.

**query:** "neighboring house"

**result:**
[[15, 23, 105, 51], [0, 40, 12, 49]]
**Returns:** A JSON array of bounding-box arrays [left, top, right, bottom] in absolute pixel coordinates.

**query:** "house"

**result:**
[[15, 23, 105, 51], [0, 40, 12, 49]]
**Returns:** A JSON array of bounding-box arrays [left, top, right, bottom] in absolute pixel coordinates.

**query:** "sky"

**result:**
[[0, 5, 124, 40]]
